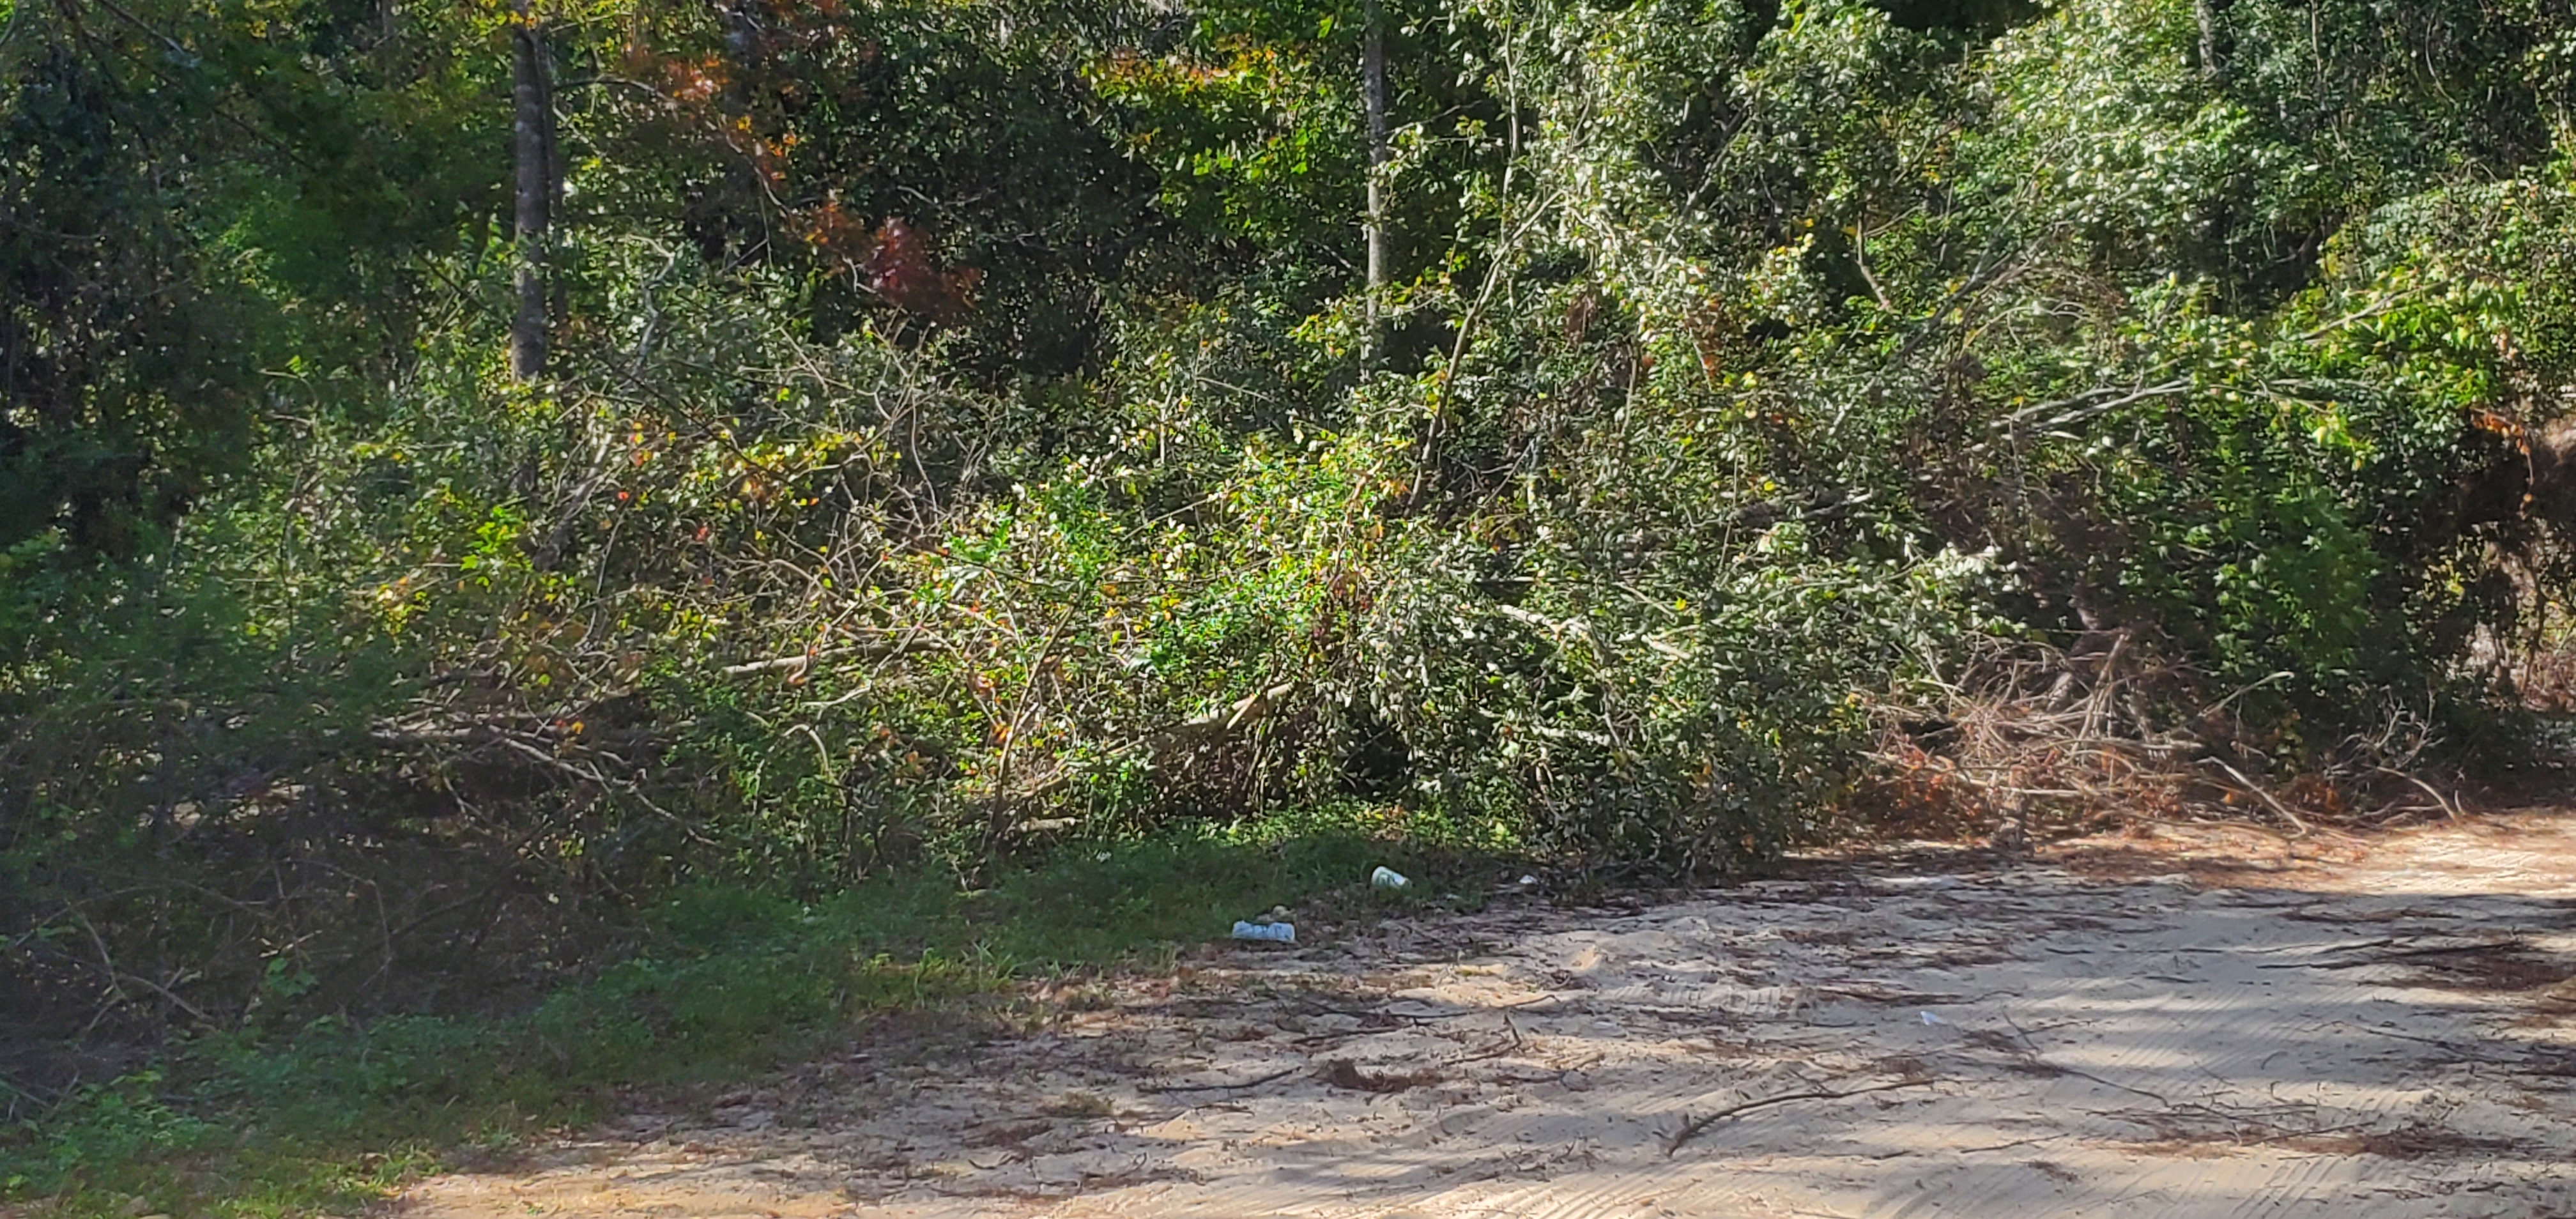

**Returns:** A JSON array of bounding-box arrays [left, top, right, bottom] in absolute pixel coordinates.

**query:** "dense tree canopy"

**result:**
[[7, 0, 2576, 1031]]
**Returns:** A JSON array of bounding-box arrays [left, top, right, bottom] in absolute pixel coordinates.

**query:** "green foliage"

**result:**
[[3, 1073, 213, 1197], [0, 40, 265, 558], [0, 0, 500, 561], [2, 817, 1485, 1213], [12, 0, 2576, 1197]]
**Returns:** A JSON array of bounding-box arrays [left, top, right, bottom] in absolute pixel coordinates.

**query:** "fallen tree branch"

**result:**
[[65, 904, 213, 1029], [719, 631, 940, 677], [720, 650, 850, 677], [1166, 682, 1298, 736], [2210, 758, 2312, 838], [1991, 378, 2191, 433], [1666, 1079, 1933, 1155], [1494, 602, 1588, 638], [2377, 766, 2458, 822], [482, 734, 717, 846], [1143, 1066, 1303, 1093]]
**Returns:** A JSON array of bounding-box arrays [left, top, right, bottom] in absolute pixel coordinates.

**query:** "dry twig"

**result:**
[[1665, 1080, 1934, 1155], [1142, 1067, 1301, 1094]]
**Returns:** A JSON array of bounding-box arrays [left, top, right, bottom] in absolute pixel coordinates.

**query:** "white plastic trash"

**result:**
[[1231, 920, 1296, 943], [1370, 866, 1411, 890]]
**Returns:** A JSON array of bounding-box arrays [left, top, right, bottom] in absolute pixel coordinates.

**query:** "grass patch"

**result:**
[[0, 807, 1511, 1218]]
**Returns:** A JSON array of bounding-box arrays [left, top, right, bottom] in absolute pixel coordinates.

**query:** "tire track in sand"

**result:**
[[401, 818, 2576, 1219]]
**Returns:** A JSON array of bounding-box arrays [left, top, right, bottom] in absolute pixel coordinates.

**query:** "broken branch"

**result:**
[[1666, 1079, 1933, 1155]]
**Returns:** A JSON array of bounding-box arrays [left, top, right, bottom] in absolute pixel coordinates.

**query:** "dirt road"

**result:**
[[403, 815, 2576, 1218]]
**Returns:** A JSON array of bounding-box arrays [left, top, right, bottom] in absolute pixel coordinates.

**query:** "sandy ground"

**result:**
[[403, 815, 2576, 1218]]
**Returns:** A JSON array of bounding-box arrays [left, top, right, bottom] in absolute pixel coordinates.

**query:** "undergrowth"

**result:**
[[0, 806, 1500, 1219]]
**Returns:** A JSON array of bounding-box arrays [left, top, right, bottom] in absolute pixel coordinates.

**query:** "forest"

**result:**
[[6, 0, 2576, 1207]]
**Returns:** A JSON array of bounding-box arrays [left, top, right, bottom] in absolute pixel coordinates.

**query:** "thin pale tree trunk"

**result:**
[[2194, 0, 2228, 86], [1361, 0, 1389, 367], [510, 1, 556, 381]]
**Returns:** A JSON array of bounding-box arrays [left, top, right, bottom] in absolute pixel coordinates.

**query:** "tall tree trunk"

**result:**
[[2193, 0, 2230, 86], [1361, 0, 1389, 368], [2193, 0, 2232, 275], [510, 1, 556, 382]]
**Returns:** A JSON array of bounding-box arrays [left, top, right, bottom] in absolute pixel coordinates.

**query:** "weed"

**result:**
[[1, 808, 1515, 1218]]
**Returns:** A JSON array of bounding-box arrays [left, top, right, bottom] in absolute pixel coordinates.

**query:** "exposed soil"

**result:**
[[402, 813, 2576, 1218]]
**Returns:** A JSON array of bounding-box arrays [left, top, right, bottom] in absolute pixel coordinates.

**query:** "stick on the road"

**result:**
[[1144, 1067, 1301, 1094], [1666, 1080, 1934, 1156]]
